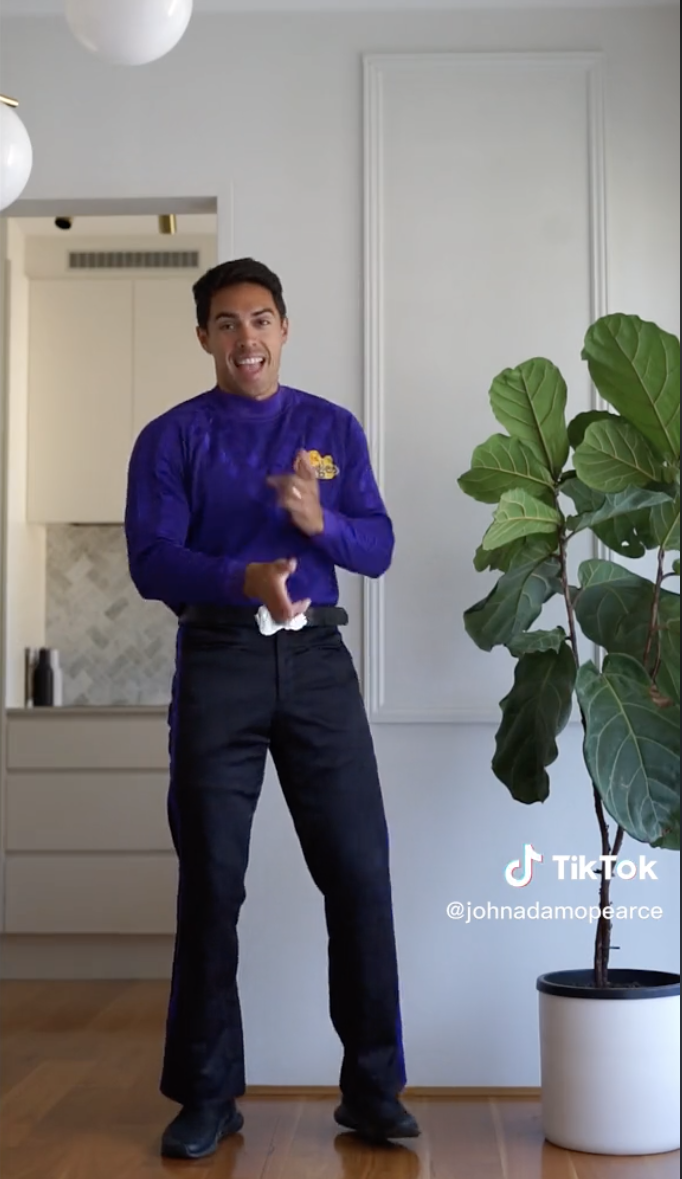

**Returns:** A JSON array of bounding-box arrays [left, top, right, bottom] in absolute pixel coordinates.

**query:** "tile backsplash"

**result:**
[[46, 525, 177, 707]]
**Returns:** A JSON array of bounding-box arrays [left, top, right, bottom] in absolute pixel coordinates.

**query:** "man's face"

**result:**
[[198, 282, 289, 400]]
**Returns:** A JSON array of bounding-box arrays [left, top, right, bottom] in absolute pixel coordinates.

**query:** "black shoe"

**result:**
[[161, 1100, 244, 1160], [335, 1097, 421, 1144]]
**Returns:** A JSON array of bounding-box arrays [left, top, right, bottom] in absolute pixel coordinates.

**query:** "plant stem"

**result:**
[[594, 823, 627, 988], [612, 827, 626, 860], [558, 522, 621, 988], [644, 546, 667, 682], [558, 528, 581, 666], [593, 807, 621, 987]]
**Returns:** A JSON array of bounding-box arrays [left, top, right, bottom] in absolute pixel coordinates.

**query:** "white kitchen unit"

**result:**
[[26, 279, 135, 525], [3, 710, 176, 936], [25, 236, 216, 524], [133, 277, 213, 436]]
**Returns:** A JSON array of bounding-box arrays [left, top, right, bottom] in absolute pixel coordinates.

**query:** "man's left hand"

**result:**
[[268, 451, 324, 537]]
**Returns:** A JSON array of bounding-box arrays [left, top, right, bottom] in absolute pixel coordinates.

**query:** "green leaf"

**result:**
[[576, 655, 680, 846], [574, 419, 665, 493], [475, 544, 503, 573], [650, 496, 681, 552], [653, 810, 681, 852], [582, 314, 681, 461], [567, 486, 674, 533], [458, 435, 555, 505], [573, 562, 655, 657], [660, 616, 681, 705], [507, 627, 568, 657], [482, 490, 561, 552], [574, 560, 680, 703], [493, 646, 578, 804], [561, 475, 605, 516], [474, 534, 558, 574], [593, 514, 659, 559], [464, 556, 563, 652], [565, 483, 673, 557], [489, 359, 570, 476], [568, 410, 619, 450], [563, 477, 679, 557]]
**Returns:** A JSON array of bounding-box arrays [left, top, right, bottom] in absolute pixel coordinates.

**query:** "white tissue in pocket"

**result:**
[[255, 606, 308, 636]]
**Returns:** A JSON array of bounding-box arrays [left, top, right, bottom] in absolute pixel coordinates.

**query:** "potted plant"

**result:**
[[458, 313, 680, 1156]]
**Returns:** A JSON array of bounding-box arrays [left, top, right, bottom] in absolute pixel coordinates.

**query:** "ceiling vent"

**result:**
[[68, 250, 201, 271]]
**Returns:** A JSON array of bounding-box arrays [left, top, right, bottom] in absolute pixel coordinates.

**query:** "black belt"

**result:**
[[180, 605, 349, 629]]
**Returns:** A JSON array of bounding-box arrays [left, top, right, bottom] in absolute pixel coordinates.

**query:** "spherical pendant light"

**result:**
[[65, 0, 194, 66], [0, 99, 33, 212]]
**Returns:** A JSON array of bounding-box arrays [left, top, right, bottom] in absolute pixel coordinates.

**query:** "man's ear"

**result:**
[[281, 317, 290, 344], [196, 326, 211, 355]]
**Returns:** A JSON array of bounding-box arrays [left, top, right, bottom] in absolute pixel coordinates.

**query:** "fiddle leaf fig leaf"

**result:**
[[507, 627, 568, 657], [474, 534, 558, 574], [482, 490, 561, 552], [489, 359, 570, 476], [650, 496, 681, 552], [568, 410, 619, 450], [493, 645, 577, 804], [567, 486, 674, 532], [574, 419, 666, 493], [564, 482, 673, 557], [582, 314, 680, 461], [458, 434, 555, 505], [464, 555, 562, 652], [574, 560, 680, 704], [577, 655, 681, 846]]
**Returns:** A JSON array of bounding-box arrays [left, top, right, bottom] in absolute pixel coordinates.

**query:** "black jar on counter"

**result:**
[[32, 648, 55, 708]]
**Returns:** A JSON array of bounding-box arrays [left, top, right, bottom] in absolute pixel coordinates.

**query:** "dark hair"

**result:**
[[193, 258, 287, 330]]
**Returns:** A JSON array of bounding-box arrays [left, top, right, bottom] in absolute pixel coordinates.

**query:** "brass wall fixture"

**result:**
[[0, 95, 20, 108], [158, 214, 177, 235]]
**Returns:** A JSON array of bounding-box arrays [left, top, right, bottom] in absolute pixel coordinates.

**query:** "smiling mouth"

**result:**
[[234, 356, 267, 377]]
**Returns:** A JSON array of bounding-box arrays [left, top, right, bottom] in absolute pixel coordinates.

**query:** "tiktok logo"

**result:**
[[502, 845, 658, 888], [505, 844, 544, 889]]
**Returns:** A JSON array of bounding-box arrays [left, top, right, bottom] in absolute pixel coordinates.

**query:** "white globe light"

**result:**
[[65, 0, 194, 66], [0, 104, 33, 212]]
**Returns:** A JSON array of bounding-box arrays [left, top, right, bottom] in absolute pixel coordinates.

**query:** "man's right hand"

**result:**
[[243, 559, 311, 624]]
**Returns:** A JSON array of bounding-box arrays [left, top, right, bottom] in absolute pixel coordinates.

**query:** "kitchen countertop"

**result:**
[[7, 706, 169, 718]]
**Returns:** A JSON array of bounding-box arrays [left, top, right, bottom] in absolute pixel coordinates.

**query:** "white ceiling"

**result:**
[[1, 0, 679, 14]]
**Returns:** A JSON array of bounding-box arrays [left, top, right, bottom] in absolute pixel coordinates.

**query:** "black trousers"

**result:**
[[161, 619, 407, 1107]]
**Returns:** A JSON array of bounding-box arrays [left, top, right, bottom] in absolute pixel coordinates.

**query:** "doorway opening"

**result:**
[[1, 199, 218, 711]]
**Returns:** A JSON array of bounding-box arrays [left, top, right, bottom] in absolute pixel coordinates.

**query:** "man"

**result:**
[[124, 258, 419, 1161]]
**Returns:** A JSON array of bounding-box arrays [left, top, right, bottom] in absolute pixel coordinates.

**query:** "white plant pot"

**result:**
[[538, 970, 680, 1156]]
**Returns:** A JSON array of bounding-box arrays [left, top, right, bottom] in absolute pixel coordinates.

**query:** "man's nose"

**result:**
[[236, 323, 258, 344]]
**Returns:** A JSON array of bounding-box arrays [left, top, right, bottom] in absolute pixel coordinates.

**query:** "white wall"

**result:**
[[4, 224, 47, 708], [0, 7, 679, 1088]]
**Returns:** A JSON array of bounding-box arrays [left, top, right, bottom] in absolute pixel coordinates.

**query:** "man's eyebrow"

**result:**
[[214, 308, 275, 321]]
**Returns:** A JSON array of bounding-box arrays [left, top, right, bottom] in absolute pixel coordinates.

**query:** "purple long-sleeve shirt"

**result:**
[[124, 383, 394, 615]]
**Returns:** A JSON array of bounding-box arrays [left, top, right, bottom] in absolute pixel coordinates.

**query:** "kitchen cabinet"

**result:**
[[3, 710, 176, 935], [27, 279, 134, 524], [26, 275, 214, 524], [133, 278, 212, 435]]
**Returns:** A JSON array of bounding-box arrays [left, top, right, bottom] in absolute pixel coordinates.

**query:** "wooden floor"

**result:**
[[0, 983, 679, 1178]]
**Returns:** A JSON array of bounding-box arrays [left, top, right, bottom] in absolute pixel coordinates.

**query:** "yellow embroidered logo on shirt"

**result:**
[[307, 450, 339, 480]]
